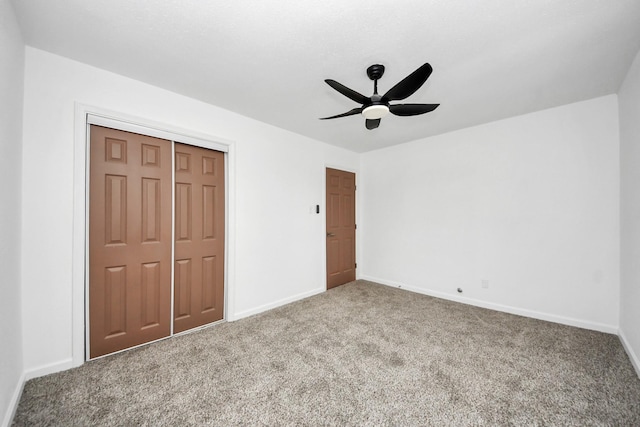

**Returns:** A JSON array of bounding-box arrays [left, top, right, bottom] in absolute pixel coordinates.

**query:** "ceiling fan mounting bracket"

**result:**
[[366, 64, 385, 81]]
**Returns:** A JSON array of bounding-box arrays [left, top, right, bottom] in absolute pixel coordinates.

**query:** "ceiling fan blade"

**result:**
[[382, 63, 433, 102], [325, 79, 370, 105], [320, 108, 363, 120], [365, 119, 381, 130], [389, 103, 439, 116]]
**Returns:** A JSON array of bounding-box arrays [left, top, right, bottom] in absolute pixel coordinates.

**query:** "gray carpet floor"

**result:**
[[13, 280, 640, 426]]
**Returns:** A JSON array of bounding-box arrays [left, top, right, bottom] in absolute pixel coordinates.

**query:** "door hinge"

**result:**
[[355, 224, 357, 229], [355, 262, 357, 268]]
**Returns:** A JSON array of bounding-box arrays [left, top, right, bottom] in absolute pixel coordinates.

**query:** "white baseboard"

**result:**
[[619, 329, 640, 379], [23, 358, 74, 382], [3, 358, 77, 426], [2, 372, 25, 427], [360, 275, 618, 334], [232, 287, 325, 321]]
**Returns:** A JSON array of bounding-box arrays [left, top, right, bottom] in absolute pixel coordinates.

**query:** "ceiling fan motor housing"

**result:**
[[362, 93, 390, 119]]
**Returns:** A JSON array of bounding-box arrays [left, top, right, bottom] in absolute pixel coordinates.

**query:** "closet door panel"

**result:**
[[89, 125, 172, 358], [174, 143, 225, 333]]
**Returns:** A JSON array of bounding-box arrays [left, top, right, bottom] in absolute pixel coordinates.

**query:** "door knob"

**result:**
[[326, 232, 336, 237]]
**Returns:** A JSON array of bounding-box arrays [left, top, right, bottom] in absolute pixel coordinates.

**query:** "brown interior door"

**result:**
[[174, 143, 225, 333], [326, 168, 356, 289], [89, 125, 172, 358]]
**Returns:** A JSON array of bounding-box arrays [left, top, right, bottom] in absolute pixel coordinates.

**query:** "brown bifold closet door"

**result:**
[[89, 125, 172, 358], [174, 143, 225, 333], [326, 168, 356, 289]]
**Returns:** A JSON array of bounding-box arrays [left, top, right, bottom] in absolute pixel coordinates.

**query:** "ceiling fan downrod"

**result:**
[[367, 64, 385, 95]]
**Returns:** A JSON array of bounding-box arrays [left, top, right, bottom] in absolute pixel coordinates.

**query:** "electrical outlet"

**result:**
[[481, 280, 489, 289]]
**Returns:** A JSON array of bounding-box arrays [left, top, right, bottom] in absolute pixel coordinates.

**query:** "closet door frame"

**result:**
[[73, 104, 235, 364]]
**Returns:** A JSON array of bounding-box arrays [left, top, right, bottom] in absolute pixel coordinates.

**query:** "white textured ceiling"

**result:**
[[11, 0, 640, 152]]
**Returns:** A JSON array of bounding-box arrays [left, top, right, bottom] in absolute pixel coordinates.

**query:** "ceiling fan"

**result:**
[[320, 63, 439, 130]]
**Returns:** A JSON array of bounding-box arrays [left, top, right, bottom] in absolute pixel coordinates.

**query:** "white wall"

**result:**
[[21, 48, 359, 376], [360, 95, 620, 332], [619, 48, 640, 375], [0, 0, 24, 425]]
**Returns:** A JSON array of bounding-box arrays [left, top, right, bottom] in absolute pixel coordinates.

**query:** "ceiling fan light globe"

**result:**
[[361, 105, 390, 120]]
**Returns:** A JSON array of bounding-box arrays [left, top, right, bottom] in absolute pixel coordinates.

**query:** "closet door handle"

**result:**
[[326, 232, 336, 237]]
